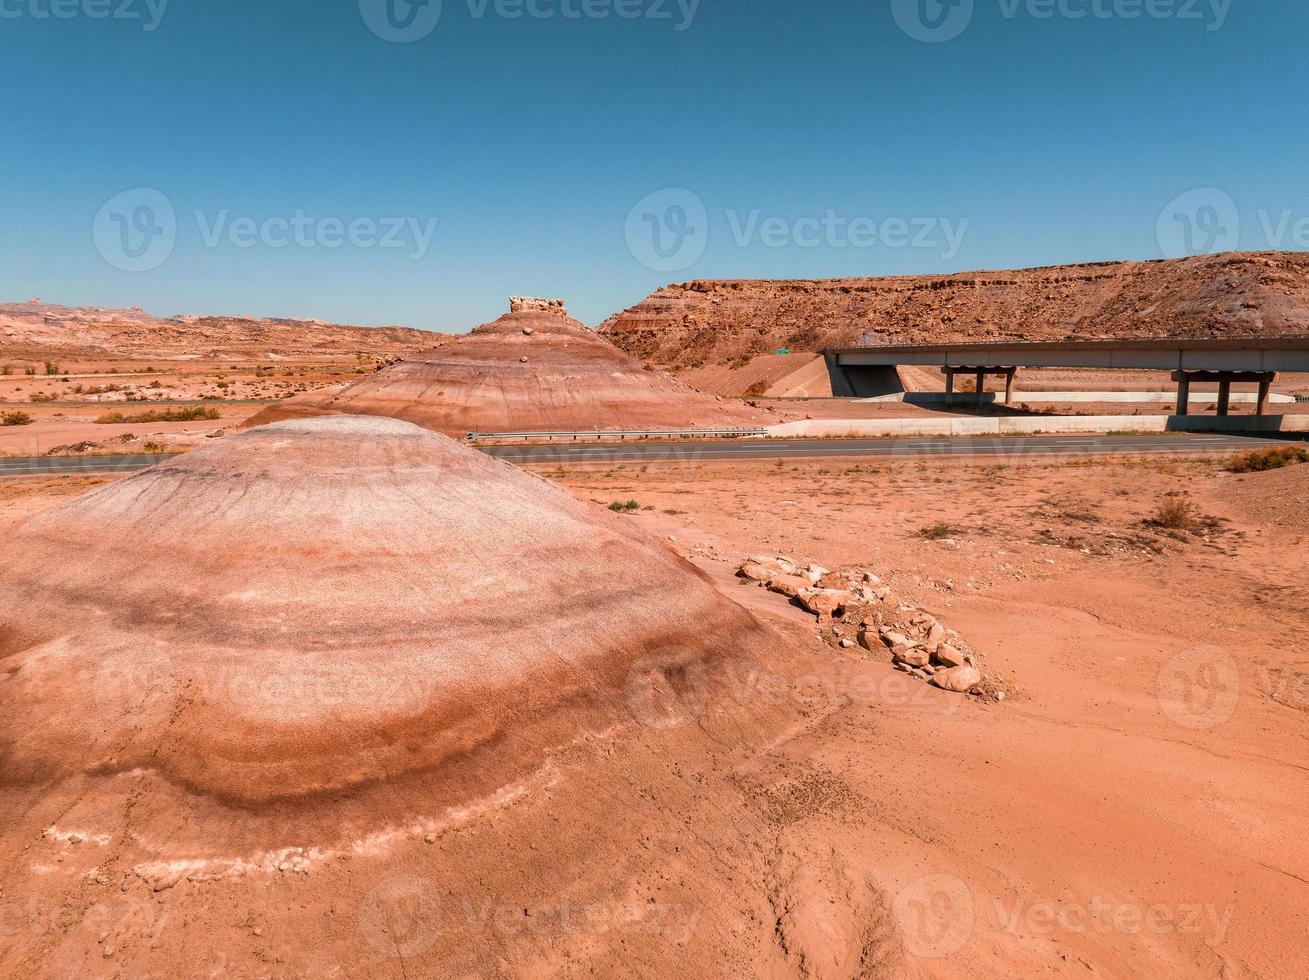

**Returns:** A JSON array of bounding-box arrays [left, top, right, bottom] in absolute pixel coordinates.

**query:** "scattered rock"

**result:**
[[934, 643, 966, 668], [767, 574, 812, 599], [931, 665, 983, 693], [895, 647, 932, 669]]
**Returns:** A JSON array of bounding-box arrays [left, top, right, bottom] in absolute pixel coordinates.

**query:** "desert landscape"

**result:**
[[1, 260, 1307, 978]]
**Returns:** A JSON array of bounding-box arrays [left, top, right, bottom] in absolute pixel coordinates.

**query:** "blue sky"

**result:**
[[2, 0, 1306, 330]]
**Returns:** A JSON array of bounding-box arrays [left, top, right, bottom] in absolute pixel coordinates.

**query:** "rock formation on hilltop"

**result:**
[[599, 252, 1309, 366], [249, 299, 770, 434]]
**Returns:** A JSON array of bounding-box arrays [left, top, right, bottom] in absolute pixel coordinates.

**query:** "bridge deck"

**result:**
[[827, 337, 1309, 373]]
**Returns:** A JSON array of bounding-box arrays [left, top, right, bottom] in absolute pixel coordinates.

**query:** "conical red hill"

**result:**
[[0, 415, 780, 806], [248, 308, 768, 435]]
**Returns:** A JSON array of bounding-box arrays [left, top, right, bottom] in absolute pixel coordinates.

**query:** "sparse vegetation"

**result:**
[[94, 406, 221, 425], [29, 392, 56, 403], [742, 379, 771, 398], [1, 410, 33, 426], [609, 500, 640, 512], [1226, 445, 1309, 473], [43, 361, 60, 375], [1149, 495, 1200, 531], [917, 522, 965, 541], [143, 441, 168, 453]]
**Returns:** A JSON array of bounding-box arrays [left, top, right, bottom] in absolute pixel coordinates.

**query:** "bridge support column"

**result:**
[[1172, 370, 1277, 418], [1004, 368, 1018, 405], [975, 370, 986, 407], [945, 370, 955, 405], [1176, 378, 1191, 417]]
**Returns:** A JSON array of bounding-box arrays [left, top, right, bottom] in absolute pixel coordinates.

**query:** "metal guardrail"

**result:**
[[1296, 395, 1309, 404], [466, 428, 769, 442]]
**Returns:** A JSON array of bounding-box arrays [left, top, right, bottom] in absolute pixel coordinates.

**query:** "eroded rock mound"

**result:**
[[248, 303, 770, 434], [0, 416, 779, 805]]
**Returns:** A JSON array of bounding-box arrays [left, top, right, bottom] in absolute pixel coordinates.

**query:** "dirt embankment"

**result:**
[[599, 251, 1309, 366]]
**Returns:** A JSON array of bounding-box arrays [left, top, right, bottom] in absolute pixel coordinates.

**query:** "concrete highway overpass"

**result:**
[[824, 337, 1309, 415]]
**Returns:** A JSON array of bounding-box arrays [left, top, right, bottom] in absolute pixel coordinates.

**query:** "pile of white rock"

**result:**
[[737, 556, 986, 696]]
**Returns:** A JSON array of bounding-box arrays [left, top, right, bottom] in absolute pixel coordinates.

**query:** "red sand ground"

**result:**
[[1, 435, 1305, 977], [248, 307, 774, 436]]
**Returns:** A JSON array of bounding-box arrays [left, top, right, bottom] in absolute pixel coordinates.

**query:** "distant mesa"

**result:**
[[599, 252, 1309, 366], [248, 298, 769, 435]]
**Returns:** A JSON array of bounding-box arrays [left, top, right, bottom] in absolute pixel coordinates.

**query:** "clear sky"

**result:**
[[2, 0, 1307, 331]]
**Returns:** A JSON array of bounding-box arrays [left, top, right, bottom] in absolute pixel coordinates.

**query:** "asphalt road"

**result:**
[[2, 433, 1302, 478]]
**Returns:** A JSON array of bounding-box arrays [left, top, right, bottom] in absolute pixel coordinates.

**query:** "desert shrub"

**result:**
[[94, 406, 220, 425], [1226, 445, 1309, 473], [1150, 495, 1199, 531], [0, 364, 11, 376], [43, 361, 60, 375], [609, 500, 640, 512], [917, 522, 964, 540], [24, 367, 36, 376], [143, 441, 167, 453], [1, 410, 33, 426], [743, 380, 771, 399], [29, 392, 56, 403]]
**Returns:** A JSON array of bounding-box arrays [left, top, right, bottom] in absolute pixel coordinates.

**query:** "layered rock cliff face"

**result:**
[[598, 252, 1309, 365]]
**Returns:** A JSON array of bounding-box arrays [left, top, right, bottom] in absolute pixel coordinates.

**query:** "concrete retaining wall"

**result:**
[[860, 390, 1296, 405], [766, 415, 1309, 439]]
